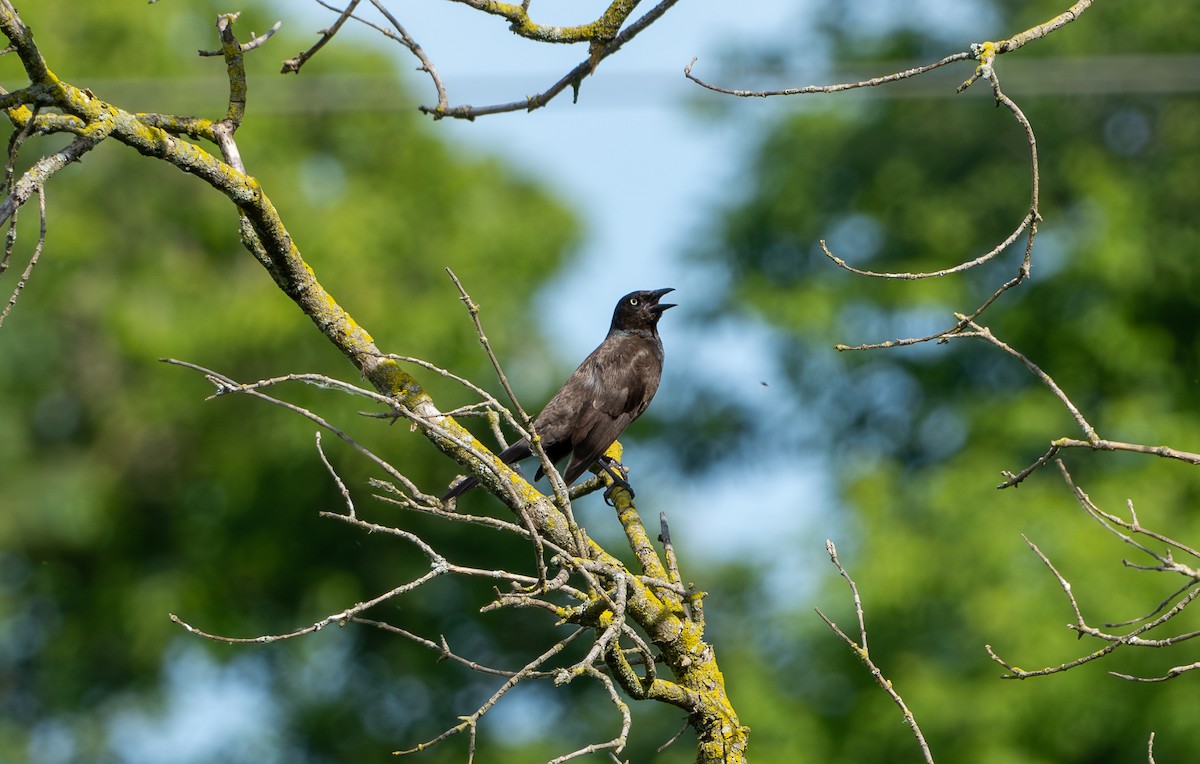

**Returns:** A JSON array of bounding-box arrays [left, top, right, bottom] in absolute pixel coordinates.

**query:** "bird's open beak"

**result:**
[[649, 287, 676, 314]]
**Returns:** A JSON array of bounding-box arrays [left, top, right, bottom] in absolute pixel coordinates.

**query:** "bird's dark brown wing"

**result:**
[[560, 336, 663, 484]]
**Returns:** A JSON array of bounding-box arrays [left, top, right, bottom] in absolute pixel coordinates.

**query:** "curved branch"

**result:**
[[282, 0, 361, 74], [821, 211, 1033, 280], [823, 61, 1040, 290], [819, 541, 935, 764], [684, 51, 972, 98], [446, 0, 642, 44], [419, 0, 682, 120]]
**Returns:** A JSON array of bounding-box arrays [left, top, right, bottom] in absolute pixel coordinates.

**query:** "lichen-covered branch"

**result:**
[[291, 0, 683, 120], [0, 2, 562, 526], [445, 0, 642, 44]]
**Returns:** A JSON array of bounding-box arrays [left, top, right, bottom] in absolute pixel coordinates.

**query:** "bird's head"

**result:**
[[610, 288, 676, 334]]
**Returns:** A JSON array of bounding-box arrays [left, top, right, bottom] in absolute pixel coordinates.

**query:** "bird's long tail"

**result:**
[[441, 439, 533, 502]]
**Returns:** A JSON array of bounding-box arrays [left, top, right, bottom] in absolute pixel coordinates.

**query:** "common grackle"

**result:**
[[443, 287, 676, 501]]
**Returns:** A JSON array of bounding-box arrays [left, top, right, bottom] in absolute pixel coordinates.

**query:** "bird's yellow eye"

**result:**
[[629, 298, 639, 306]]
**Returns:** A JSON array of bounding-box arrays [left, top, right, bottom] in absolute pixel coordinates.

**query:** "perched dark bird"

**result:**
[[443, 287, 676, 501]]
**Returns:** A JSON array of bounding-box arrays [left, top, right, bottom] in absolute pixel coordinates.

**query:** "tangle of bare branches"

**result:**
[[986, 461, 1200, 682], [685, 5, 1105, 344], [154, 262, 738, 760], [686, 0, 1200, 725], [160, 351, 733, 760], [286, 0, 685, 120]]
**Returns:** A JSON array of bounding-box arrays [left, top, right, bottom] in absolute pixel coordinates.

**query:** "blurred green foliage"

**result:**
[[0, 2, 585, 762], [687, 0, 1200, 761]]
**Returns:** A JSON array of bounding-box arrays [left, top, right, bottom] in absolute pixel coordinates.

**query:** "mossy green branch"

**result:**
[[457, 0, 642, 43], [998, 0, 1093, 54], [604, 485, 749, 761], [216, 13, 247, 126]]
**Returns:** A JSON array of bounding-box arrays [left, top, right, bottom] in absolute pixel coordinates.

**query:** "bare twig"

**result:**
[[371, 478, 534, 536], [1111, 661, 1200, 683], [199, 18, 281, 56], [365, 0, 448, 116], [0, 184, 42, 328], [444, 268, 587, 557], [352, 617, 564, 678], [420, 0, 682, 119], [833, 273, 1023, 352], [687, 1, 1093, 98], [396, 627, 586, 757], [1001, 439, 1200, 488], [282, 0, 361, 73], [885, 316, 1200, 488], [170, 566, 444, 644], [547, 666, 631, 763], [385, 353, 509, 422], [444, 270, 534, 444], [1063, 466, 1200, 577], [956, 319, 1096, 440], [825, 539, 868, 650], [659, 512, 683, 590], [656, 719, 690, 753], [315, 431, 355, 517], [987, 463, 1200, 680], [821, 213, 1033, 280], [161, 359, 451, 500], [818, 541, 934, 764], [685, 51, 971, 98]]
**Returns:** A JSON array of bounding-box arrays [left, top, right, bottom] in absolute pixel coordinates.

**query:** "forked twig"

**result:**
[[818, 541, 934, 764], [419, 0, 683, 119], [445, 268, 588, 557], [281, 0, 362, 73], [987, 462, 1200, 680], [396, 628, 586, 757]]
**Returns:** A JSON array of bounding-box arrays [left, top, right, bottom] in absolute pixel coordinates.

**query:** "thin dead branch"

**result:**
[[818, 540, 935, 764], [986, 462, 1200, 681]]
